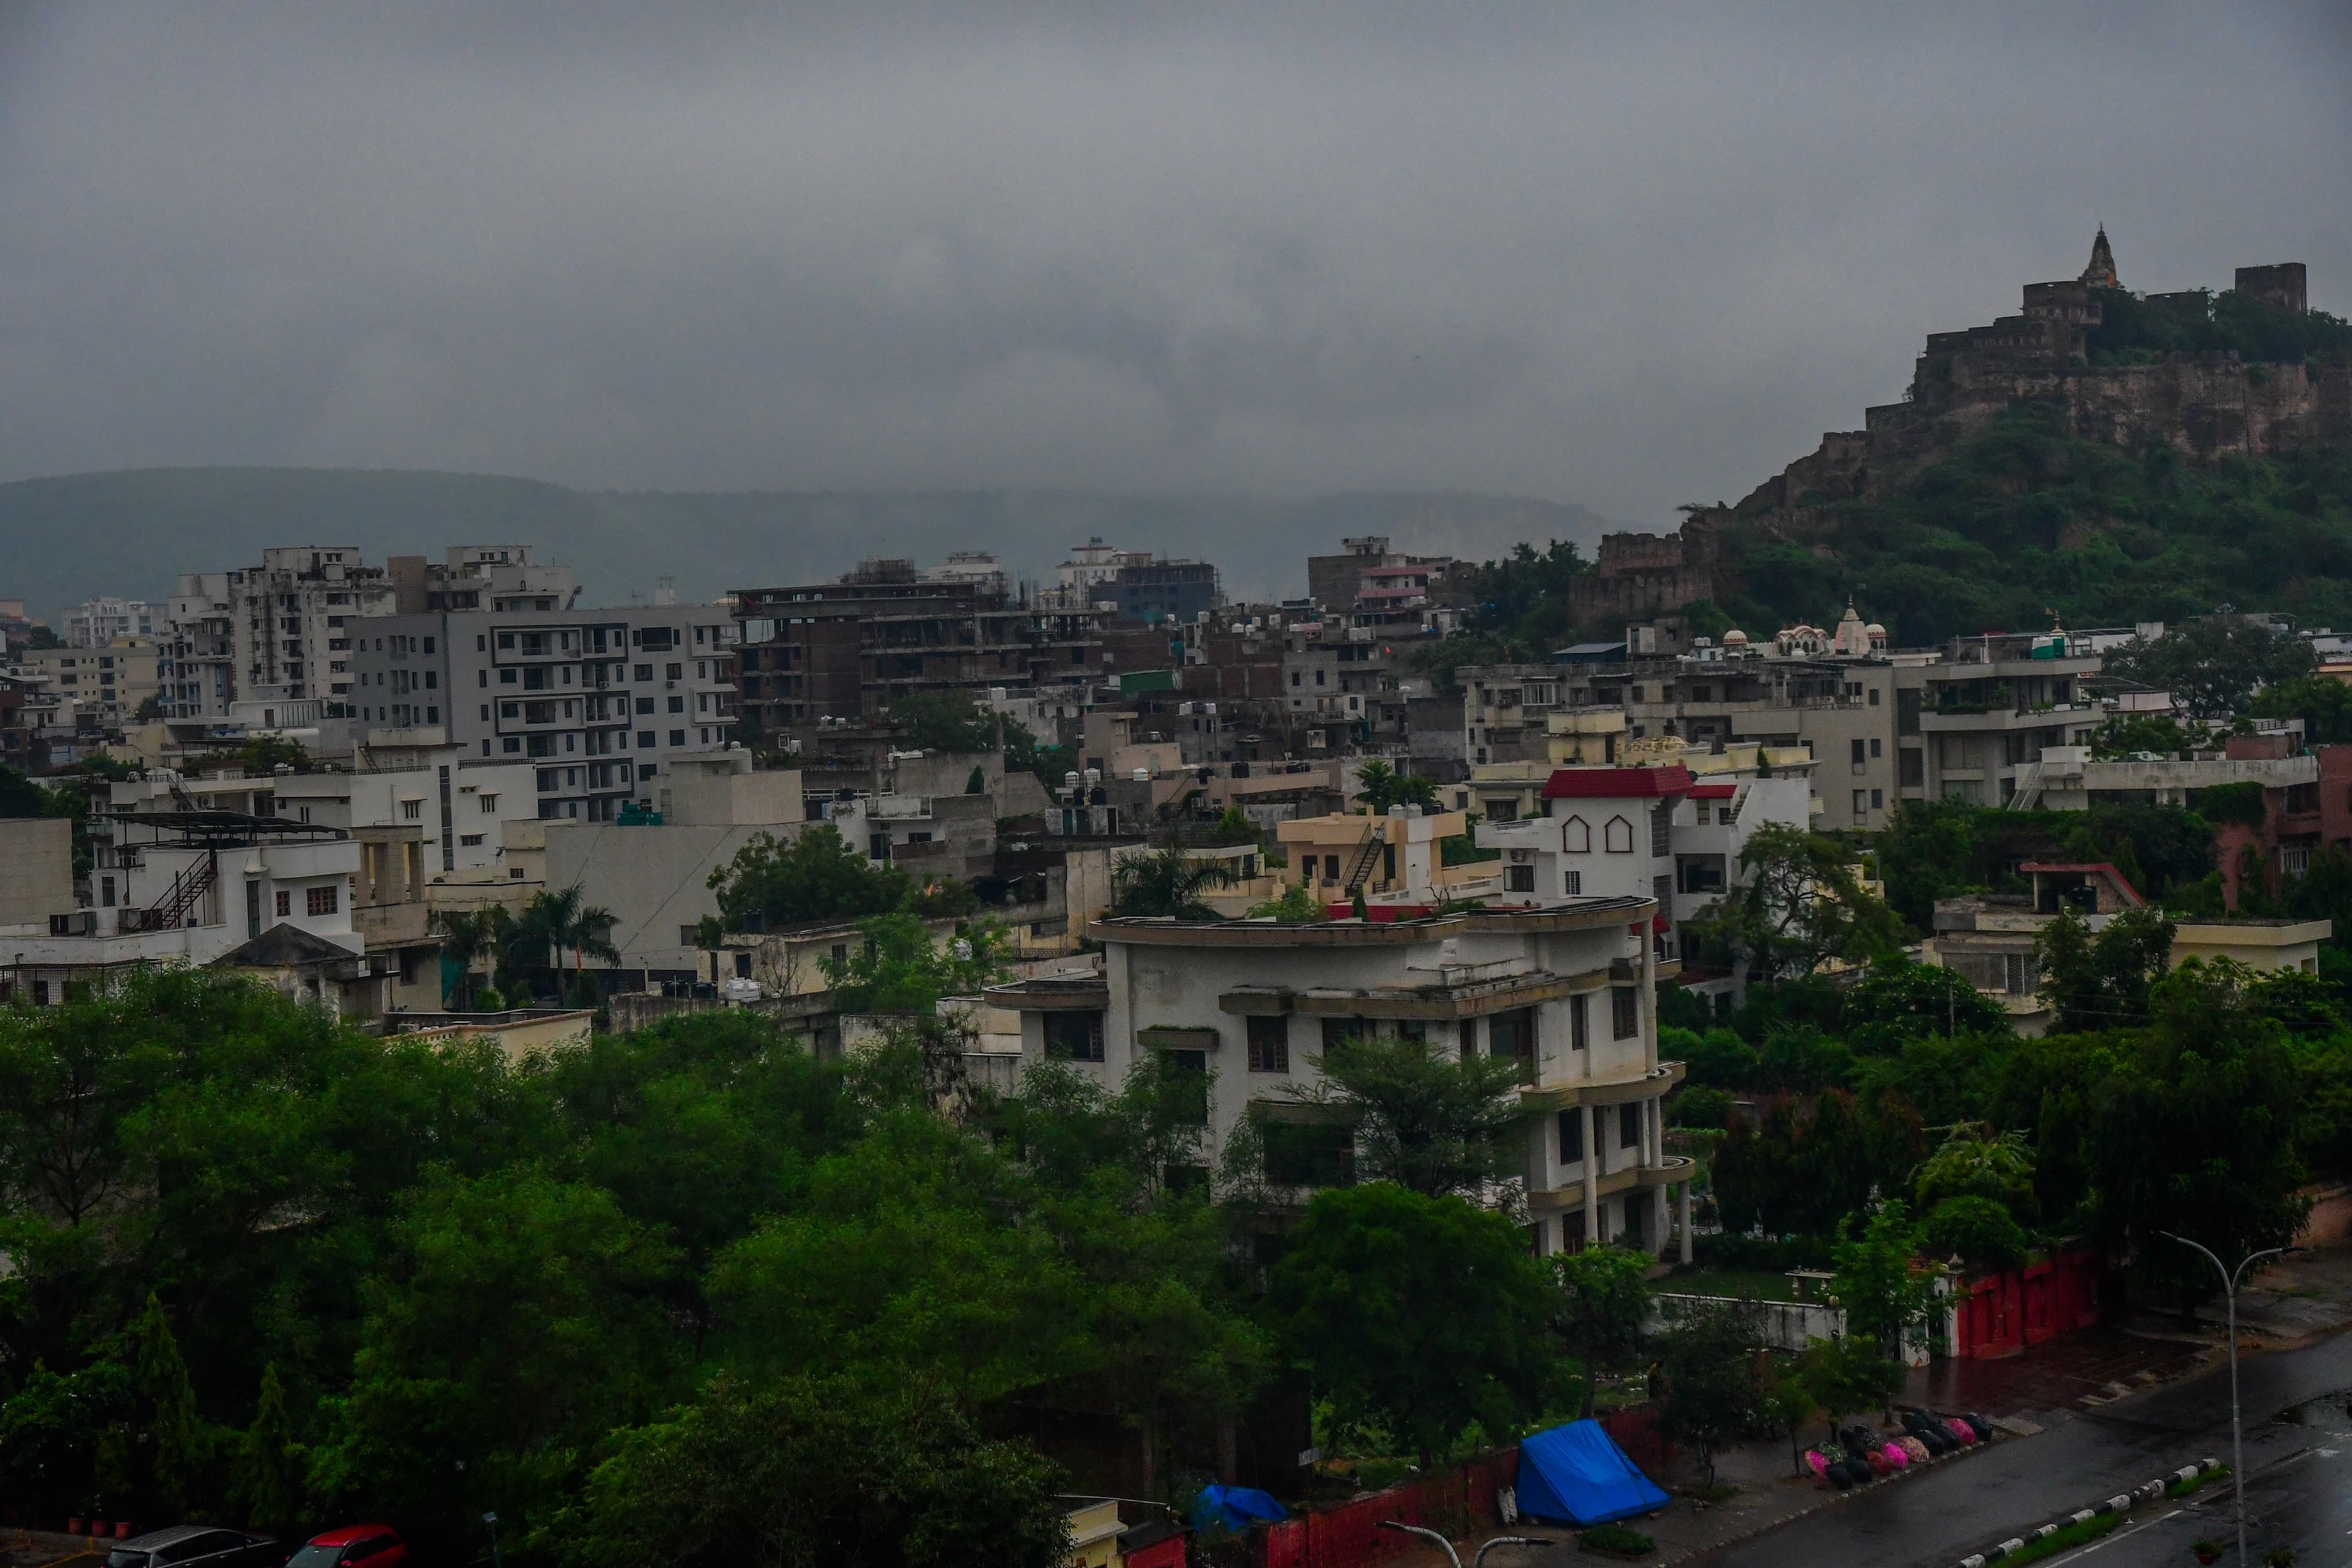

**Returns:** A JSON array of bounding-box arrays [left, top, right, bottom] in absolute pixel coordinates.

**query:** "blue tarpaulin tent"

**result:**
[[1191, 1485, 1287, 1534], [1513, 1420, 1670, 1526]]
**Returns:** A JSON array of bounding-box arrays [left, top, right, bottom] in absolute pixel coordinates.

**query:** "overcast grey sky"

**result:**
[[2, 3, 2347, 527]]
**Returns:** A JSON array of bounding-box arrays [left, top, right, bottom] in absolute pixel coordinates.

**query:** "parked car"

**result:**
[[106, 1526, 279, 1568], [286, 1525, 407, 1568]]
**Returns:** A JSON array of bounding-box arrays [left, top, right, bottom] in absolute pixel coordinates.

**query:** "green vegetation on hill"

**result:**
[[1723, 401, 2352, 646], [2087, 285, 2352, 367]]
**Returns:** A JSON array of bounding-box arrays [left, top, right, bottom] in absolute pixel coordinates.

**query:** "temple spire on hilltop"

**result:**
[[2079, 225, 2119, 289]]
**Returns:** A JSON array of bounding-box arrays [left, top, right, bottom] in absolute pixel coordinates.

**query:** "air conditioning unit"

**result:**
[[1508, 850, 1534, 864]]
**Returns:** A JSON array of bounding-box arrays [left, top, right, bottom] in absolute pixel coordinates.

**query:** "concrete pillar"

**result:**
[[1580, 1102, 1598, 1251], [1678, 1180, 1694, 1265], [1651, 1180, 1669, 1260]]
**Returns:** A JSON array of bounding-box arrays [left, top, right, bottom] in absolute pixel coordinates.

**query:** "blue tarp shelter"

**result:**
[[1513, 1420, 1670, 1526], [1190, 1485, 1287, 1534]]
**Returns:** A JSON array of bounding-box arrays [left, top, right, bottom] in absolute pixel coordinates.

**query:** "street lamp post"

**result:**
[[1379, 1520, 1555, 1567], [2159, 1232, 2284, 1568]]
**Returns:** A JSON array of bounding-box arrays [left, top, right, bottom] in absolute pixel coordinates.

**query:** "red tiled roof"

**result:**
[[1542, 765, 1695, 799], [1687, 783, 1736, 800]]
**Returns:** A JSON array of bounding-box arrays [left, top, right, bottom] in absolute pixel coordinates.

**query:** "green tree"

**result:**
[[564, 1373, 1070, 1568], [233, 734, 311, 774], [1913, 1123, 2036, 1217], [2086, 712, 2198, 760], [2087, 960, 2310, 1306], [235, 1363, 304, 1534], [2250, 674, 2352, 744], [311, 1170, 686, 1547], [2034, 905, 2176, 1032], [1840, 959, 2011, 1052], [1653, 1297, 1767, 1489], [508, 884, 622, 1004], [1244, 883, 1328, 922], [875, 690, 999, 754], [706, 824, 912, 931], [1354, 761, 1439, 813], [1267, 1184, 1560, 1468], [133, 1293, 214, 1515], [0, 763, 59, 819], [1827, 1201, 1940, 1368], [1793, 1336, 1902, 1445], [819, 913, 1009, 1014], [1109, 843, 1234, 920], [432, 905, 514, 1009], [1552, 1246, 1653, 1418], [1701, 824, 1905, 981], [1921, 1195, 2030, 1276], [2103, 620, 2316, 720], [1308, 1031, 1528, 1199]]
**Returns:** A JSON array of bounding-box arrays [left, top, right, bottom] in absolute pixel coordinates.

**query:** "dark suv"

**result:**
[[106, 1526, 279, 1568]]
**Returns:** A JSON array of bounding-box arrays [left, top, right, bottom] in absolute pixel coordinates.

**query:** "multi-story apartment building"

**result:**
[[161, 545, 581, 722], [26, 639, 161, 728], [733, 559, 1101, 731], [1460, 609, 2113, 834], [986, 899, 1693, 1258], [348, 601, 738, 820], [65, 597, 163, 647]]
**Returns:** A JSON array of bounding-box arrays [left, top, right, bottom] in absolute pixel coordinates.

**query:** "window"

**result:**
[[639, 731, 656, 748], [669, 730, 685, 746], [1872, 788, 1884, 809], [1561, 814, 1589, 852], [276, 889, 292, 917], [1159, 1049, 1210, 1126], [1870, 737, 1882, 758], [635, 663, 654, 681], [1853, 789, 1870, 816], [1604, 815, 1634, 853], [1557, 1109, 1585, 1163], [307, 884, 339, 916], [668, 695, 685, 713], [1619, 1102, 1642, 1150], [1869, 688, 1881, 706], [666, 662, 684, 680], [1570, 992, 1590, 1050], [460, 832, 484, 846], [1851, 738, 1866, 771], [1488, 1009, 1536, 1081], [400, 799, 423, 820], [1261, 1120, 1352, 1188], [1506, 864, 1535, 893], [1321, 1016, 1369, 1050], [1246, 1014, 1289, 1073], [479, 793, 499, 811], [1650, 802, 1671, 857], [1042, 1011, 1105, 1061], [1610, 986, 1639, 1039], [1563, 868, 1582, 895]]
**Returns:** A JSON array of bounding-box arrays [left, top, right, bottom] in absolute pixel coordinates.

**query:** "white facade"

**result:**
[[6, 813, 368, 1009], [1476, 766, 1812, 952], [273, 743, 540, 878], [66, 597, 162, 648], [988, 902, 1695, 1258]]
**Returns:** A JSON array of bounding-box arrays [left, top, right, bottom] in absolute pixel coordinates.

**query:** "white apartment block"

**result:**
[[987, 901, 1695, 1259], [1476, 765, 1813, 941], [348, 601, 739, 821], [65, 597, 163, 647], [161, 545, 581, 722]]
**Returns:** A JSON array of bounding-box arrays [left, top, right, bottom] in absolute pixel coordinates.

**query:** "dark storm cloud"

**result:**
[[2, 2, 2348, 524]]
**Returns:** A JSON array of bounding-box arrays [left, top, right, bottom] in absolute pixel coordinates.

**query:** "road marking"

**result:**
[[2046, 1508, 2182, 1566]]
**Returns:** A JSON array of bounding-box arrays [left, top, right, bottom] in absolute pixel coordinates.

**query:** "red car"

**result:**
[[285, 1527, 405, 1568]]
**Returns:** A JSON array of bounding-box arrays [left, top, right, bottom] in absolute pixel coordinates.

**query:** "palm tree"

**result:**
[[508, 885, 622, 1005], [1110, 843, 1235, 921], [430, 906, 513, 1009]]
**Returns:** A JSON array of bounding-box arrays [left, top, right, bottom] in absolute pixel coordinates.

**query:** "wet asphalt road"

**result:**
[[1704, 1330, 2352, 1568]]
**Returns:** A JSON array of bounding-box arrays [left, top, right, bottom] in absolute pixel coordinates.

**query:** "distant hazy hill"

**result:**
[[0, 467, 1618, 624]]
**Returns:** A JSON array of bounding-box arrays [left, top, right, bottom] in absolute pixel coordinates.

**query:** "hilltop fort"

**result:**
[[1575, 232, 2351, 626]]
